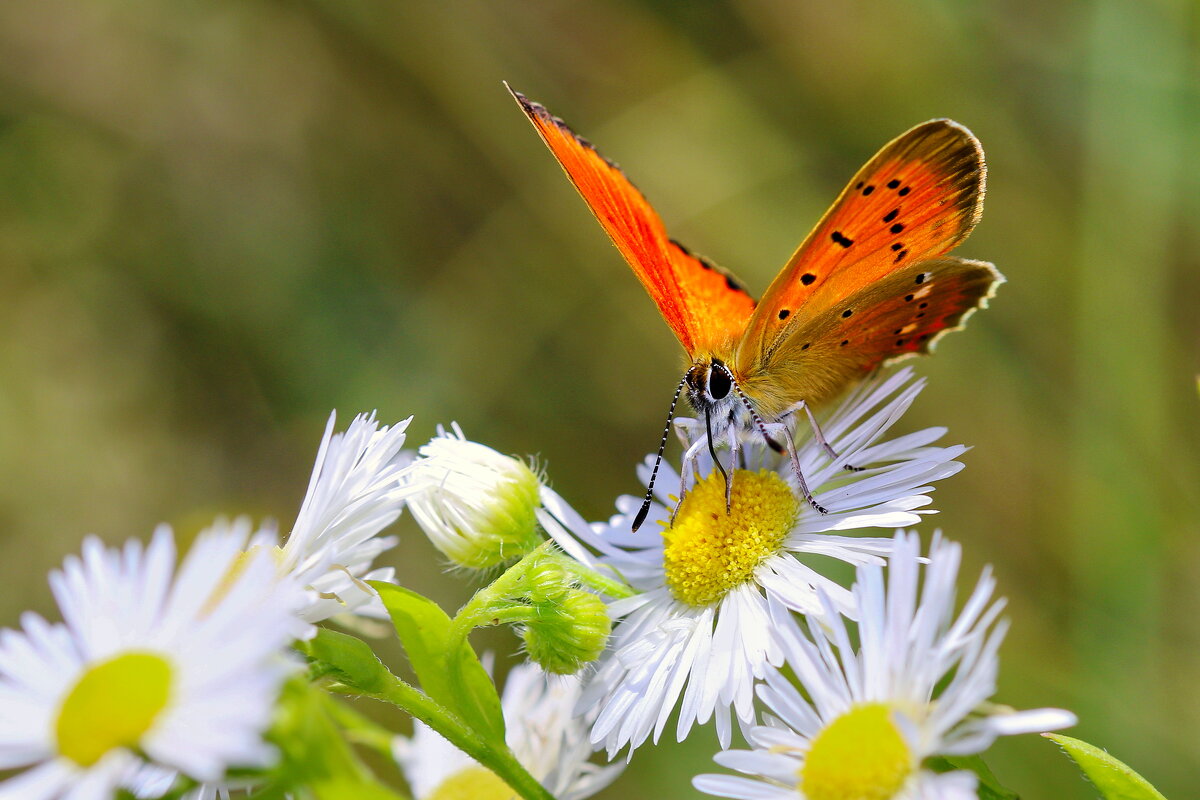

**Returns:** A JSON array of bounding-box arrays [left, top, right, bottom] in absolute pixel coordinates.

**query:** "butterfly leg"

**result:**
[[799, 401, 865, 472], [782, 425, 829, 515]]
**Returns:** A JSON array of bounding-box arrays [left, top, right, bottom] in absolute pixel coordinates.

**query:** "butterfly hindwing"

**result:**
[[739, 257, 1003, 417], [509, 86, 754, 357], [738, 120, 985, 368]]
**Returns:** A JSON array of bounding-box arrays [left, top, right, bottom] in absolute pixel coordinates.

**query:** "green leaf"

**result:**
[[304, 628, 394, 695], [927, 754, 1019, 800], [371, 582, 506, 746], [1045, 734, 1168, 800]]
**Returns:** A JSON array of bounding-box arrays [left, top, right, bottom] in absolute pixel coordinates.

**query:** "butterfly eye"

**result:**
[[707, 365, 732, 400]]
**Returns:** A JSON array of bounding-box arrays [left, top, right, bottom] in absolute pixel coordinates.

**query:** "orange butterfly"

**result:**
[[508, 85, 1003, 529]]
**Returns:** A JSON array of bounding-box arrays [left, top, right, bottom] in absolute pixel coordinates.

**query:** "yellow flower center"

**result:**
[[662, 469, 799, 607], [800, 703, 915, 800], [427, 766, 516, 800], [55, 651, 174, 766]]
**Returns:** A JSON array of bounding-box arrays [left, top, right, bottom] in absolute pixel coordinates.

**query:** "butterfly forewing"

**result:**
[[738, 120, 985, 368], [509, 86, 754, 357]]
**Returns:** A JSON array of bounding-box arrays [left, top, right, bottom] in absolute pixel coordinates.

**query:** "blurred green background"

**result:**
[[0, 0, 1196, 796]]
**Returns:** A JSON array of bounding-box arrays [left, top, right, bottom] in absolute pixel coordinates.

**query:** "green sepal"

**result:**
[[1045, 733, 1167, 800], [370, 581, 506, 746], [927, 755, 1019, 800]]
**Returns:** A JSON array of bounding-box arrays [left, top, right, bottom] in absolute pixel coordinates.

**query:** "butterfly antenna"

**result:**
[[632, 375, 690, 533], [711, 362, 785, 454]]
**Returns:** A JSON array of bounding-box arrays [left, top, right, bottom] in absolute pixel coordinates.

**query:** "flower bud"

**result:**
[[524, 559, 571, 604], [521, 589, 611, 675], [406, 425, 545, 570]]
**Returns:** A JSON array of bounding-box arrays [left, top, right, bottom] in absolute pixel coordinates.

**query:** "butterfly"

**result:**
[[508, 84, 1003, 530]]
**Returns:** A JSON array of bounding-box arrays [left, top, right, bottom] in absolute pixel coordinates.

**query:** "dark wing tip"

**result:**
[[506, 86, 626, 176], [899, 118, 986, 237], [505, 83, 549, 122]]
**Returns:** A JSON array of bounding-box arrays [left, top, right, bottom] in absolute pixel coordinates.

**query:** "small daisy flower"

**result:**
[[0, 524, 308, 800], [693, 530, 1077, 800], [394, 662, 623, 800], [407, 423, 545, 570], [278, 411, 414, 622], [539, 367, 967, 757]]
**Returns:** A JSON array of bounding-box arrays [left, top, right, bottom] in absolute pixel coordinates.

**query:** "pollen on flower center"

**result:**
[[800, 703, 915, 800], [662, 469, 799, 607], [56, 651, 174, 767], [427, 766, 514, 800]]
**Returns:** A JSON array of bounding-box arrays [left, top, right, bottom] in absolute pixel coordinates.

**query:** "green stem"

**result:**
[[547, 551, 637, 599], [447, 543, 552, 644], [370, 673, 556, 800], [484, 605, 546, 625]]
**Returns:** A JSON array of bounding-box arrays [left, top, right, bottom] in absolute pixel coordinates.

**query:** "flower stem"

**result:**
[[547, 551, 637, 599], [372, 673, 556, 800], [447, 543, 551, 643]]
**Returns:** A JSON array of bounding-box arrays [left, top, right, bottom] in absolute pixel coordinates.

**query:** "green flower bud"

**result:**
[[524, 559, 571, 604], [521, 589, 611, 675], [407, 424, 544, 570]]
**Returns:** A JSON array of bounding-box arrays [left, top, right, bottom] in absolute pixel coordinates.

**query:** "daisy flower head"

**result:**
[[539, 367, 968, 757], [406, 423, 546, 570], [394, 662, 623, 800], [279, 410, 414, 623], [693, 530, 1077, 800], [0, 524, 309, 800]]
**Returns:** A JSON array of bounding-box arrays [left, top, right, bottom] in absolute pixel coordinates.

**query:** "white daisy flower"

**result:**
[[0, 524, 308, 800], [693, 530, 1077, 800], [394, 662, 623, 800], [278, 410, 414, 623], [406, 423, 545, 570], [539, 367, 967, 757]]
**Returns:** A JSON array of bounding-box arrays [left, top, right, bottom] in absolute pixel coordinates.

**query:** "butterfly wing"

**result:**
[[509, 85, 754, 357], [737, 119, 986, 371], [739, 257, 1003, 417]]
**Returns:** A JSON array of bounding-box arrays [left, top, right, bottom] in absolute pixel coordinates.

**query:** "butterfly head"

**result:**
[[685, 358, 738, 423]]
